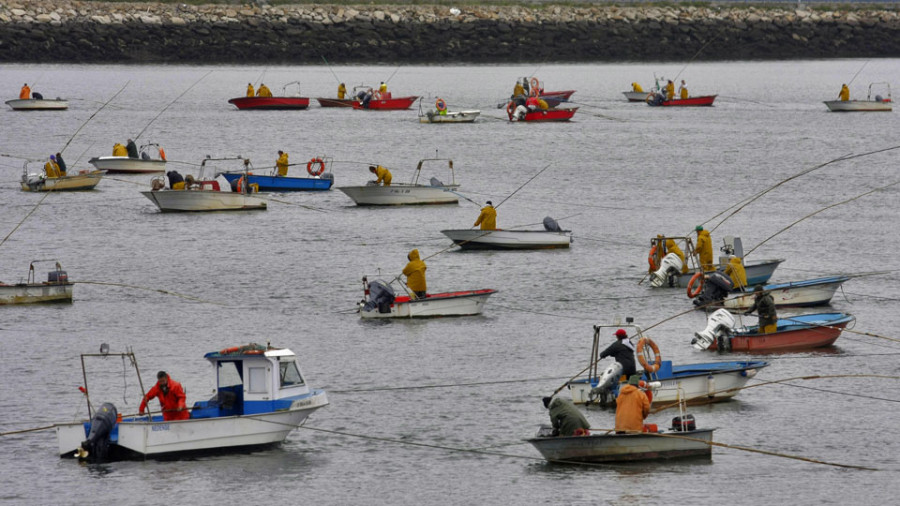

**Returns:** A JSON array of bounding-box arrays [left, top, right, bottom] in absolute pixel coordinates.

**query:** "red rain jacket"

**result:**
[[139, 375, 189, 421]]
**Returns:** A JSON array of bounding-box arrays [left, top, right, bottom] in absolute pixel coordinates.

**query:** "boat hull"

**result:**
[[338, 184, 459, 205], [352, 96, 419, 110], [671, 259, 784, 288], [20, 171, 104, 192], [228, 96, 310, 110], [824, 100, 892, 112], [539, 90, 576, 107], [0, 282, 73, 304], [623, 91, 652, 102], [441, 229, 571, 250], [141, 190, 268, 212], [419, 110, 481, 123], [57, 391, 328, 458], [89, 156, 165, 174], [518, 108, 578, 122], [719, 312, 854, 352], [359, 289, 496, 318], [218, 172, 333, 192], [528, 428, 714, 463], [315, 97, 357, 108], [6, 98, 68, 110], [721, 276, 848, 310], [569, 360, 767, 406], [650, 95, 717, 107]]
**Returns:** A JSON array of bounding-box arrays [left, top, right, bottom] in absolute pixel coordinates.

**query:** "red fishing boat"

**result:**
[[693, 310, 855, 353], [351, 93, 419, 110], [228, 82, 310, 110], [647, 94, 717, 107], [507, 102, 578, 122]]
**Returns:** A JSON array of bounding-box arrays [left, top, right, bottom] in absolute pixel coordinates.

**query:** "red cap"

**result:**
[[615, 329, 628, 339]]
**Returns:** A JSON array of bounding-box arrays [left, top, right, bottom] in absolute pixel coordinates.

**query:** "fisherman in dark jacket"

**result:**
[[745, 285, 777, 334], [543, 396, 590, 436], [599, 328, 637, 377], [126, 139, 139, 159]]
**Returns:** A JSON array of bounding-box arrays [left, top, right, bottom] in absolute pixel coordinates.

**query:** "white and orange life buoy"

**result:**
[[636, 337, 661, 373], [435, 98, 447, 112], [529, 77, 540, 96], [307, 157, 325, 176], [648, 245, 658, 271], [686, 272, 704, 298]]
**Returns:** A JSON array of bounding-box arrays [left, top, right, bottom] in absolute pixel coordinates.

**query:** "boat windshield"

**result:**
[[217, 361, 243, 388], [279, 360, 305, 388]]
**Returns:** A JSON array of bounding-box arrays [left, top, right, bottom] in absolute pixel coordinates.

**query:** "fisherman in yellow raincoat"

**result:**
[[402, 249, 427, 299], [695, 225, 714, 272], [665, 80, 675, 101], [474, 201, 497, 230], [665, 239, 689, 274], [276, 150, 289, 177], [44, 155, 61, 178], [369, 165, 391, 186], [839, 84, 850, 101], [338, 83, 346, 99], [632, 82, 644, 93], [113, 143, 128, 156], [679, 80, 689, 99], [724, 256, 748, 291], [246, 83, 254, 97], [256, 83, 272, 98], [379, 81, 387, 95], [513, 80, 525, 98]]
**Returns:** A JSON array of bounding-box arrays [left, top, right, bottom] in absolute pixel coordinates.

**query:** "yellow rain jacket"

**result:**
[[724, 256, 748, 290], [696, 230, 714, 272], [338, 83, 346, 99], [513, 82, 525, 97], [374, 165, 391, 186], [665, 239, 689, 273], [113, 143, 127, 156], [402, 249, 427, 294], [474, 205, 497, 230], [257, 84, 272, 98], [615, 384, 650, 433], [537, 99, 549, 110], [632, 82, 644, 93], [379, 82, 388, 94], [276, 152, 289, 176], [44, 161, 61, 178], [246, 84, 254, 97], [665, 81, 675, 101], [839, 85, 850, 101]]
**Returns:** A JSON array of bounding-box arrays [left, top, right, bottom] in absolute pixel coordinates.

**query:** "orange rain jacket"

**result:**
[[615, 384, 650, 432], [140, 375, 190, 421]]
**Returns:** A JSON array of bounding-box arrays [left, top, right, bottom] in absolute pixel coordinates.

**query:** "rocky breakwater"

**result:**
[[1, 1, 899, 63]]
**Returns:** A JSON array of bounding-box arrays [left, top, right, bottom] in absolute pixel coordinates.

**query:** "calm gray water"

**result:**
[[1, 61, 899, 505]]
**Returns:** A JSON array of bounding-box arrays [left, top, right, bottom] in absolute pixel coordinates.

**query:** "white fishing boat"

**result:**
[[528, 424, 714, 463], [88, 143, 167, 174], [358, 276, 496, 318], [622, 91, 652, 102], [141, 156, 267, 212], [824, 82, 892, 112], [418, 97, 480, 123], [20, 160, 105, 192], [56, 343, 329, 460], [441, 224, 571, 250], [5, 98, 68, 110], [719, 276, 849, 310], [0, 261, 73, 305], [337, 158, 459, 205]]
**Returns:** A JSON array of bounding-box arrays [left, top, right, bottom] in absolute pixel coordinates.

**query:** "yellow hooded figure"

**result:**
[[724, 256, 748, 290], [474, 202, 497, 230], [632, 82, 644, 93], [370, 165, 391, 186], [402, 249, 427, 298], [665, 239, 689, 273], [839, 84, 850, 101], [338, 83, 346, 99], [246, 83, 254, 97], [113, 143, 127, 156], [276, 151, 289, 177], [695, 226, 714, 272]]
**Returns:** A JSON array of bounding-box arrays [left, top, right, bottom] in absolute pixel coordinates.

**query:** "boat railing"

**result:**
[[199, 155, 248, 180], [281, 81, 303, 97], [867, 81, 891, 102], [412, 158, 455, 186]]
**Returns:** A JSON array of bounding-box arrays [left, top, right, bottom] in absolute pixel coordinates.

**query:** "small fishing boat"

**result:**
[[528, 424, 714, 463], [824, 82, 892, 112], [141, 156, 268, 212], [693, 309, 855, 352], [538, 90, 576, 107], [418, 98, 480, 123], [56, 343, 329, 461], [623, 91, 653, 102], [647, 94, 717, 107], [507, 105, 578, 122], [358, 276, 496, 319], [316, 85, 371, 108], [0, 261, 73, 305], [217, 156, 334, 192], [351, 93, 419, 110], [20, 161, 104, 192], [337, 158, 459, 206], [88, 143, 167, 174], [441, 218, 571, 250], [228, 81, 310, 110], [5, 97, 68, 110], [670, 259, 784, 288], [719, 276, 849, 310]]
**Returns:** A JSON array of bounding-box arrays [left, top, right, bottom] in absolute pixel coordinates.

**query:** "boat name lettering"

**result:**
[[389, 190, 411, 194], [152, 424, 171, 431], [293, 398, 314, 408]]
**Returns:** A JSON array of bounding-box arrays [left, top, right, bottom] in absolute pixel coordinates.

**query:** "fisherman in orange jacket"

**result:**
[[139, 371, 190, 421], [614, 376, 650, 433]]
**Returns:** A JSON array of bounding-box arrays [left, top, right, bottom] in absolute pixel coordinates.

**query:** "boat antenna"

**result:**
[[847, 60, 869, 87], [495, 162, 553, 209], [58, 81, 130, 156], [134, 70, 211, 142], [321, 55, 343, 85]]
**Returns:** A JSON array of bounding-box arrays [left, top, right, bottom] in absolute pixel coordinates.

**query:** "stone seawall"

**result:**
[[2, 1, 900, 63]]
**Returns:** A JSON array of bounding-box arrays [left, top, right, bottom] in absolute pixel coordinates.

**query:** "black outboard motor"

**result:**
[[429, 177, 444, 187], [693, 271, 733, 307], [32, 92, 44, 100], [362, 280, 396, 313], [543, 216, 562, 232], [77, 402, 118, 462]]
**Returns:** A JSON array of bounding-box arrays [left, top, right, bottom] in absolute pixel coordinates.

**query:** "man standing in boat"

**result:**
[[679, 80, 689, 99], [369, 165, 391, 186], [599, 329, 637, 379], [256, 83, 272, 98], [543, 396, 590, 437], [246, 82, 254, 97], [276, 150, 289, 177], [665, 80, 675, 101], [615, 375, 650, 433], [139, 371, 190, 421], [695, 225, 714, 272], [337, 82, 346, 100], [744, 286, 777, 334], [402, 249, 427, 299], [19, 83, 30, 99], [126, 139, 139, 159], [839, 83, 850, 101], [474, 201, 497, 230]]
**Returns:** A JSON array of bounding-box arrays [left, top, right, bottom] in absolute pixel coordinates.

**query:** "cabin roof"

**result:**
[[203, 343, 293, 360]]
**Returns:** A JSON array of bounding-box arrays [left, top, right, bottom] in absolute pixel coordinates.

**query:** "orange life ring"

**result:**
[[686, 272, 704, 298], [636, 337, 661, 373], [220, 346, 240, 354], [648, 245, 658, 271], [529, 77, 540, 96], [435, 98, 447, 112], [506, 101, 515, 120], [244, 350, 264, 355], [235, 176, 245, 192], [307, 157, 325, 176]]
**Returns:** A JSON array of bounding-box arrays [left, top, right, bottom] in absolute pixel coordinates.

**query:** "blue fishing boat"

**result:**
[[217, 156, 334, 192]]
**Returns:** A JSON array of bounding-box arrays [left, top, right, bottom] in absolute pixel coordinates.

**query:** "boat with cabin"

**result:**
[[228, 82, 310, 110], [0, 261, 73, 305], [337, 158, 460, 206], [20, 160, 104, 192], [88, 143, 167, 174], [824, 82, 892, 112], [141, 156, 268, 212], [217, 156, 334, 192], [693, 309, 855, 352], [358, 276, 496, 318], [56, 343, 329, 461]]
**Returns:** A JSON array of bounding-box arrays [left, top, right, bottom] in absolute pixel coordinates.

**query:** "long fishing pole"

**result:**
[[384, 65, 402, 84], [254, 67, 267, 88], [496, 163, 553, 209], [135, 70, 211, 141], [847, 60, 869, 86], [58, 81, 130, 156], [672, 31, 722, 83], [321, 55, 343, 85]]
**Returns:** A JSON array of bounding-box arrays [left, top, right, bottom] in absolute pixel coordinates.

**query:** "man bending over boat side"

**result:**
[[44, 155, 62, 178], [140, 371, 190, 421], [369, 165, 391, 186], [402, 249, 427, 299], [615, 375, 650, 433], [543, 396, 590, 437]]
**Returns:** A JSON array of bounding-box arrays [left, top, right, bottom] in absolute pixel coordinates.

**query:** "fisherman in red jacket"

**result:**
[[139, 371, 190, 421]]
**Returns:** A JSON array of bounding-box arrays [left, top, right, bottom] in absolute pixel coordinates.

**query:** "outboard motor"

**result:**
[[362, 280, 395, 313], [320, 172, 334, 182], [76, 402, 118, 462], [649, 253, 684, 287], [692, 271, 733, 307], [587, 361, 623, 404], [543, 216, 561, 232], [514, 105, 528, 121], [32, 92, 43, 100], [429, 177, 444, 187], [692, 308, 736, 350]]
